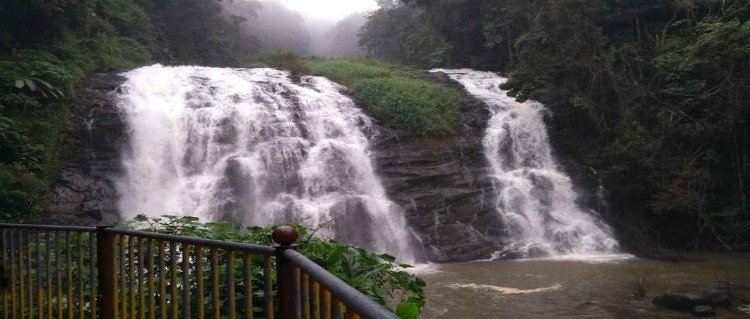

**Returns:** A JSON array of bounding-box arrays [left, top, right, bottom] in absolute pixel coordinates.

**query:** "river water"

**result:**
[[418, 253, 750, 318]]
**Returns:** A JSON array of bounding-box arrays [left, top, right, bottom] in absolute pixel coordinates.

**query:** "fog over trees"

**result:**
[[221, 0, 369, 57]]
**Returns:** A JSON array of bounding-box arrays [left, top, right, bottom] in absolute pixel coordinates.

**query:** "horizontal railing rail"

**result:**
[[0, 223, 399, 319]]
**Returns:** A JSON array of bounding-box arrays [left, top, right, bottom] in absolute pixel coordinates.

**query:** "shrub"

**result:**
[[305, 57, 462, 137], [627, 267, 655, 298], [121, 215, 426, 318], [355, 78, 461, 136]]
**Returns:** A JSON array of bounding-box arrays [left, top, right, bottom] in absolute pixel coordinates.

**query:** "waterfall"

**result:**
[[115, 65, 423, 262], [433, 69, 620, 258]]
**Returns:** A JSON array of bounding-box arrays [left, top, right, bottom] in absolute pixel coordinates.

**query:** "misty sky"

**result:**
[[279, 0, 378, 20]]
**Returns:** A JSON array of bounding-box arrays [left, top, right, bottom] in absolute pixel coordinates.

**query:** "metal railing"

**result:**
[[0, 224, 398, 319]]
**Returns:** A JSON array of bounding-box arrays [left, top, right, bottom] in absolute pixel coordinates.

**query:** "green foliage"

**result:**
[[305, 57, 461, 136], [121, 215, 426, 317], [251, 51, 311, 79], [358, 4, 449, 68], [355, 78, 460, 136], [0, 0, 262, 222], [0, 164, 50, 221], [306, 57, 413, 86], [397, 0, 750, 248]]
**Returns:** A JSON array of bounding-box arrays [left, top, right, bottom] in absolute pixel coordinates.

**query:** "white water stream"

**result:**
[[115, 65, 423, 262], [433, 69, 620, 258]]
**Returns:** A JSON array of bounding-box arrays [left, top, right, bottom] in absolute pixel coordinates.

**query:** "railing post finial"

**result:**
[[272, 226, 299, 248]]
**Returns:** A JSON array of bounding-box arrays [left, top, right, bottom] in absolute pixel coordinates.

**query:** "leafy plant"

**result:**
[[305, 57, 461, 137], [119, 215, 427, 317]]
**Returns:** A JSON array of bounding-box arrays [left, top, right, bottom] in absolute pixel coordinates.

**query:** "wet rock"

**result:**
[[691, 305, 715, 317], [652, 294, 695, 312], [702, 292, 732, 308], [373, 71, 503, 262], [42, 73, 127, 225], [575, 301, 599, 309]]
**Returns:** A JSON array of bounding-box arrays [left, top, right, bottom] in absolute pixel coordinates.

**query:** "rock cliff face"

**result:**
[[371, 72, 505, 262], [46, 70, 505, 262], [44, 73, 126, 225]]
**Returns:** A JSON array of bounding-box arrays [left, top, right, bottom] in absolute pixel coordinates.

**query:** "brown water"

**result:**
[[418, 253, 750, 318]]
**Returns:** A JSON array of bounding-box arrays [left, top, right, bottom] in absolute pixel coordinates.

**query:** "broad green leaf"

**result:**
[[395, 302, 420, 319]]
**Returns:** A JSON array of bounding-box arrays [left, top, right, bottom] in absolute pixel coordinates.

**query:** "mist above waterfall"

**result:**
[[115, 65, 424, 262], [221, 0, 372, 57], [433, 69, 621, 258]]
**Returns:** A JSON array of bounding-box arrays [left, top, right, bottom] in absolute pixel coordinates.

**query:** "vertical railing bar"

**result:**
[[66, 231, 73, 319], [77, 232, 84, 319], [45, 232, 52, 319], [55, 232, 62, 319], [89, 232, 97, 319], [10, 230, 17, 319], [210, 249, 219, 319], [196, 246, 204, 319], [129, 236, 136, 319], [27, 232, 33, 319], [147, 239, 155, 319], [26, 231, 32, 319], [21, 231, 27, 319], [35, 231, 42, 319], [157, 241, 166, 319], [1, 228, 7, 319], [293, 267, 301, 319], [322, 289, 331, 319], [138, 238, 146, 319], [181, 244, 191, 319], [331, 299, 342, 319], [242, 252, 252, 319], [169, 243, 177, 319], [310, 280, 319, 319], [19, 231, 26, 319], [301, 272, 309, 319], [262, 255, 273, 319], [119, 235, 127, 319], [111, 235, 122, 319], [113, 234, 121, 319], [227, 250, 236, 319]]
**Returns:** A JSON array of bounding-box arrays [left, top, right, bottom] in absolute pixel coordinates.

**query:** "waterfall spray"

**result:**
[[116, 65, 424, 262]]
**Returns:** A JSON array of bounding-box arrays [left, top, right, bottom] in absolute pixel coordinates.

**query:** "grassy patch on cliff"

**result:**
[[252, 53, 462, 137], [307, 57, 461, 137]]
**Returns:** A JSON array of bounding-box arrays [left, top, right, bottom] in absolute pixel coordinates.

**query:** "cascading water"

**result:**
[[115, 65, 423, 262], [432, 69, 620, 258]]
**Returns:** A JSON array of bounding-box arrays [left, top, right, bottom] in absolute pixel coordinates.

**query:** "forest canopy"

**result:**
[[1, 0, 748, 251], [358, 0, 750, 250]]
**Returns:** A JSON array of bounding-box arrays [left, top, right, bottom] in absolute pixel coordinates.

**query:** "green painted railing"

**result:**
[[0, 224, 398, 319]]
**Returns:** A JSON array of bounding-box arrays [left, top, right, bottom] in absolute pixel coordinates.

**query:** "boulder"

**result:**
[[652, 294, 696, 312], [691, 305, 715, 317], [702, 292, 732, 308]]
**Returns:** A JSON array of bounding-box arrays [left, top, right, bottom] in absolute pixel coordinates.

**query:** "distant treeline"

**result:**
[[358, 0, 750, 251]]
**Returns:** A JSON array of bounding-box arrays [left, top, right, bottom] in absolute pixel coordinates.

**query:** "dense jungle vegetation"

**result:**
[[360, 0, 750, 251], [1, 0, 749, 254], [0, 0, 254, 222]]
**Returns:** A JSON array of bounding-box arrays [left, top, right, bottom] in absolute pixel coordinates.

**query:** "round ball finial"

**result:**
[[272, 226, 299, 246]]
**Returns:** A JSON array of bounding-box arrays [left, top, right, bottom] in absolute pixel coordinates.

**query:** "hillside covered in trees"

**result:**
[[1, 0, 748, 253], [359, 0, 750, 251]]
